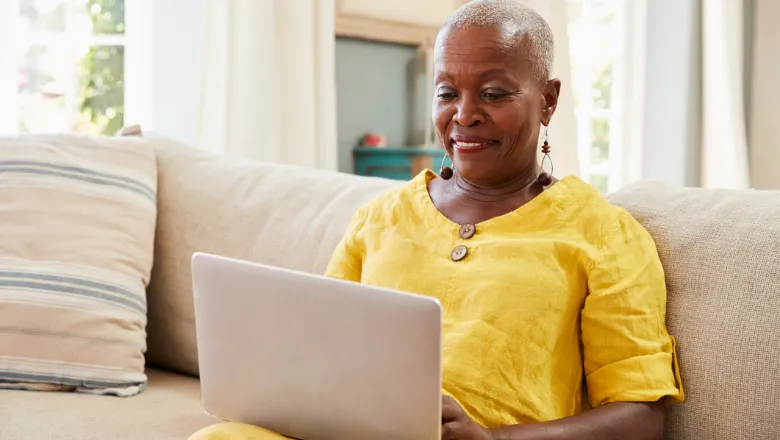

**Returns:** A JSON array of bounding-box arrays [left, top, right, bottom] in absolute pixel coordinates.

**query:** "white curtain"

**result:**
[[198, 0, 338, 170], [749, 0, 780, 190], [700, 0, 751, 189]]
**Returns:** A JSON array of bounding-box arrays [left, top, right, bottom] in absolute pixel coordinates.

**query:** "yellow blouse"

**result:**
[[325, 170, 684, 428]]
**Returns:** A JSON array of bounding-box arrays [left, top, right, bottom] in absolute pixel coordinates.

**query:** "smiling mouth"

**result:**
[[451, 139, 498, 153]]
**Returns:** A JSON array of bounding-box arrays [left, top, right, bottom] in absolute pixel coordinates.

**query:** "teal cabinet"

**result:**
[[353, 147, 447, 181]]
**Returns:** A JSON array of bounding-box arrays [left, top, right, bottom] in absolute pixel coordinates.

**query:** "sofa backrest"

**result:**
[[609, 183, 780, 440], [145, 139, 402, 376]]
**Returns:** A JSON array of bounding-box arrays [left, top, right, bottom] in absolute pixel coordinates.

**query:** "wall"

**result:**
[[335, 37, 425, 173], [749, 0, 780, 189]]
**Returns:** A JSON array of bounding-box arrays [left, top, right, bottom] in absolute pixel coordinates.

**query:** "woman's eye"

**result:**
[[484, 92, 507, 101], [437, 92, 457, 101]]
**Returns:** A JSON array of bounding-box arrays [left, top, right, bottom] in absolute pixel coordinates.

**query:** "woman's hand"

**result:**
[[442, 396, 494, 440]]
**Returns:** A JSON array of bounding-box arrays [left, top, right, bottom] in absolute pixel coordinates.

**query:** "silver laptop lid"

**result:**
[[192, 252, 442, 440]]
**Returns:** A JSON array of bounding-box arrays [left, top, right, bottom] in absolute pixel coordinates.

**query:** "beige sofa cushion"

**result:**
[[0, 134, 156, 396], [0, 369, 213, 440], [146, 140, 403, 376], [608, 182, 780, 440]]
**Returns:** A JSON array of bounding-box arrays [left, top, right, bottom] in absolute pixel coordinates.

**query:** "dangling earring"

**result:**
[[537, 126, 554, 186], [439, 153, 454, 180]]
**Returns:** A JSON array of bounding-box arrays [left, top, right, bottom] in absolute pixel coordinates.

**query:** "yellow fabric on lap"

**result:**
[[189, 423, 290, 440]]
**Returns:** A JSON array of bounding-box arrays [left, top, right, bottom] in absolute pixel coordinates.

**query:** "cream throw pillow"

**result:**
[[0, 134, 156, 396]]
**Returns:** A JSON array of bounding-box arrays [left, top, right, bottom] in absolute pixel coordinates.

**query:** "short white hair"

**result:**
[[442, 0, 554, 82]]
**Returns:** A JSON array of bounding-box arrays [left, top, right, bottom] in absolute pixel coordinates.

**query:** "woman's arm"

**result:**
[[490, 401, 664, 440], [442, 397, 664, 440], [324, 208, 368, 281]]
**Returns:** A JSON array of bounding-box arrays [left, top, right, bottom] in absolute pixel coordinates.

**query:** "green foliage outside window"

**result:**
[[76, 0, 125, 135], [592, 63, 612, 109], [591, 118, 610, 165]]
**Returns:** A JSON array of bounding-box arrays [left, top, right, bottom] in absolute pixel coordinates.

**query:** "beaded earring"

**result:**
[[537, 126, 554, 186], [439, 154, 454, 180]]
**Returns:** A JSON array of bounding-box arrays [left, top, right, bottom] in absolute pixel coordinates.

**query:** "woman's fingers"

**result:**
[[441, 421, 463, 440], [442, 395, 466, 423]]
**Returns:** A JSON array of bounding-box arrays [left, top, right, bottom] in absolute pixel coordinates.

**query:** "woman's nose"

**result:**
[[453, 96, 485, 127]]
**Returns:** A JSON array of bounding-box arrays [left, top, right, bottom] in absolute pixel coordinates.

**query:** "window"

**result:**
[[10, 0, 126, 136], [566, 0, 632, 193]]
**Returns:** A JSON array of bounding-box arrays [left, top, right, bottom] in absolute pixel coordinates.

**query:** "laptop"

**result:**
[[191, 252, 443, 440]]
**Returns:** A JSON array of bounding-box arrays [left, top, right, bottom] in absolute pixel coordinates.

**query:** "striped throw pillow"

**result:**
[[0, 134, 156, 396]]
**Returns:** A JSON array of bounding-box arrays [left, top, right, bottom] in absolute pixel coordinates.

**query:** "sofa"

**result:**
[[0, 135, 778, 439]]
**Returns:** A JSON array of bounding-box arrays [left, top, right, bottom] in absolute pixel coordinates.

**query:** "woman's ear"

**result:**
[[540, 78, 562, 126]]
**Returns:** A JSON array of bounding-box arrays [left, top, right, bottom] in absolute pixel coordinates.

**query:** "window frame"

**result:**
[[0, 0, 153, 135], [567, 0, 641, 192], [0, 0, 20, 134]]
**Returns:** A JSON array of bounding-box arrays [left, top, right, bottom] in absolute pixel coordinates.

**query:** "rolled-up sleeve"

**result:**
[[582, 210, 684, 408], [324, 208, 367, 282]]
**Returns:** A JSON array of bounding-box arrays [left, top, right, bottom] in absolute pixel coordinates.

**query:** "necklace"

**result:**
[[450, 172, 541, 203]]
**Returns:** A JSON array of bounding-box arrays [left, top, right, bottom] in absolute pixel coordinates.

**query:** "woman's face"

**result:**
[[433, 26, 560, 185]]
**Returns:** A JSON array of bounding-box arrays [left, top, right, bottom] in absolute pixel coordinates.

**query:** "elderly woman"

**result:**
[[191, 1, 683, 439]]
